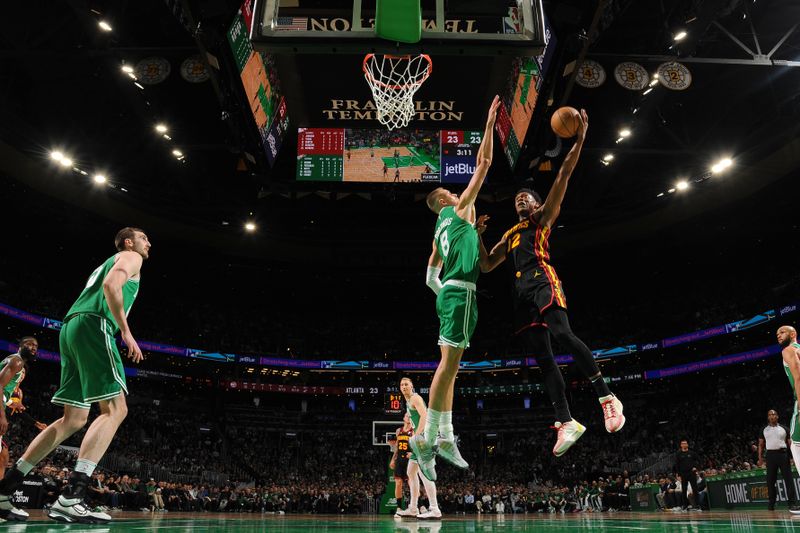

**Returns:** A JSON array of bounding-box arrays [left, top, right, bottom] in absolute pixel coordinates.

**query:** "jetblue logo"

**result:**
[[641, 343, 659, 350], [444, 163, 476, 177], [238, 356, 257, 364], [372, 362, 390, 369], [781, 305, 797, 316]]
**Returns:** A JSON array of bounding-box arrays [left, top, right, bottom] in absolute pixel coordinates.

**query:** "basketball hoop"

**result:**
[[363, 53, 432, 130]]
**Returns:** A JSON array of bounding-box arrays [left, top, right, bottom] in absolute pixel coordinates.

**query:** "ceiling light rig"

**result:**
[[98, 20, 113, 32]]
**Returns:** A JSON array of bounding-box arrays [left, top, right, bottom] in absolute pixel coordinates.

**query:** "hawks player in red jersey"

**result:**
[[479, 109, 625, 457]]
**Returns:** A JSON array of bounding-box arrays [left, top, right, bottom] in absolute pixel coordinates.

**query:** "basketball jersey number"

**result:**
[[440, 231, 450, 258], [509, 233, 521, 250], [85, 265, 103, 289]]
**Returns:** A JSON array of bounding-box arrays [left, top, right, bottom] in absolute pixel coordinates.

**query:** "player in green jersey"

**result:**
[[397, 377, 441, 519], [0, 227, 150, 524], [409, 96, 500, 482], [0, 336, 39, 477], [777, 323, 800, 510]]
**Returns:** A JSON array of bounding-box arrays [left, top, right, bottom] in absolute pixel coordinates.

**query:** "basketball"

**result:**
[[551, 107, 580, 138]]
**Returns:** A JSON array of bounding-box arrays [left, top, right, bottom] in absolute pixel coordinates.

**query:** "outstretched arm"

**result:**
[[475, 215, 507, 273], [536, 109, 588, 228], [0, 356, 23, 435], [456, 96, 501, 217]]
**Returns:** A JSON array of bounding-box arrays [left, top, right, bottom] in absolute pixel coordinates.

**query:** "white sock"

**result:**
[[439, 411, 454, 440], [424, 409, 441, 446], [419, 472, 438, 511], [74, 459, 97, 476], [15, 458, 35, 476], [407, 462, 420, 509]]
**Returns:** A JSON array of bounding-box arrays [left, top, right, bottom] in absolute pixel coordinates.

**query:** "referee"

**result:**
[[757, 409, 800, 512]]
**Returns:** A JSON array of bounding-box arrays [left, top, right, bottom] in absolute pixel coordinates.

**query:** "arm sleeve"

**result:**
[[425, 266, 443, 295]]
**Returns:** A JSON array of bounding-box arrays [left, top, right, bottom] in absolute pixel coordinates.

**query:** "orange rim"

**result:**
[[363, 53, 432, 90]]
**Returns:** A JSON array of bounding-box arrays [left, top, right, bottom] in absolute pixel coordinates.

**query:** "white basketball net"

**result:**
[[363, 54, 432, 130]]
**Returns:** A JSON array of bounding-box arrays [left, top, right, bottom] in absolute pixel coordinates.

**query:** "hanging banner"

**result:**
[[614, 62, 649, 90], [575, 60, 606, 88], [657, 61, 692, 90]]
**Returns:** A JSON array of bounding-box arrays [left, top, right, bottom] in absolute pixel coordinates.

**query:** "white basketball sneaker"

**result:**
[[552, 419, 586, 457], [417, 507, 442, 519], [395, 507, 419, 518], [48, 496, 112, 523]]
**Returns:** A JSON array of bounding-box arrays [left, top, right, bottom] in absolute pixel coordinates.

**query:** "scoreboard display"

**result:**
[[384, 393, 403, 415], [296, 128, 484, 183], [440, 130, 483, 184], [297, 128, 345, 181]]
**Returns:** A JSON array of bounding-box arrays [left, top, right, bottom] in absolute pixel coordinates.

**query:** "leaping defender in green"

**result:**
[[409, 96, 500, 482], [0, 227, 150, 524]]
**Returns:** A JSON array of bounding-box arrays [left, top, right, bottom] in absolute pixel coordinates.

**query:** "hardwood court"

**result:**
[[9, 509, 800, 531], [344, 147, 436, 183]]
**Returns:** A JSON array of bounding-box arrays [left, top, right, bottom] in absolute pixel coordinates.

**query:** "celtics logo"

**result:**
[[657, 62, 692, 90], [575, 60, 606, 88], [135, 57, 171, 85], [180, 56, 210, 83], [614, 62, 648, 91]]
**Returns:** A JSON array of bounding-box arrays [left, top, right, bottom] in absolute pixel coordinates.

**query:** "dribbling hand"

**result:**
[[122, 331, 144, 363]]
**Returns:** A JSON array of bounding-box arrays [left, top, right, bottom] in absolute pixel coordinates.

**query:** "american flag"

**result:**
[[275, 16, 307, 31]]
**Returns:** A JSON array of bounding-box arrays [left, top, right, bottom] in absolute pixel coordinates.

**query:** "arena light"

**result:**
[[126, 71, 137, 80], [619, 128, 631, 138], [649, 78, 659, 87], [632, 107, 639, 114], [121, 64, 133, 74], [668, 188, 676, 194], [673, 31, 688, 42], [602, 154, 614, 162], [93, 174, 107, 184], [643, 88, 653, 95], [244, 221, 256, 232], [710, 157, 733, 174], [50, 151, 64, 161], [172, 149, 183, 157], [676, 180, 689, 191], [162, 134, 172, 140], [657, 192, 665, 197], [98, 20, 113, 32], [134, 82, 144, 90], [59, 157, 73, 167], [155, 124, 168, 134], [615, 137, 624, 144]]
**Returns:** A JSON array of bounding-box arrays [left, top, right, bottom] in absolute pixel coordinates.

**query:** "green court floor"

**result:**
[[7, 511, 800, 532]]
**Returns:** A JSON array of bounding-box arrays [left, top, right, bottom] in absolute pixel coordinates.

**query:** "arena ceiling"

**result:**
[[0, 0, 798, 255]]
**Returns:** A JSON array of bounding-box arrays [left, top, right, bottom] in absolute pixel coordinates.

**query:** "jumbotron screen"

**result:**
[[296, 128, 484, 183]]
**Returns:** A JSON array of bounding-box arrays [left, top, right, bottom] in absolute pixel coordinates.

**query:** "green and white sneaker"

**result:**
[[436, 437, 469, 469], [409, 435, 437, 481]]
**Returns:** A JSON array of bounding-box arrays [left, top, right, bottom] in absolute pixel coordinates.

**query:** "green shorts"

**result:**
[[436, 281, 478, 349], [53, 314, 128, 409], [792, 402, 800, 442]]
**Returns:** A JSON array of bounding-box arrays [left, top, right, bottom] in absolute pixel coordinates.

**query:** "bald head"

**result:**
[[778, 326, 797, 348], [777, 325, 797, 348]]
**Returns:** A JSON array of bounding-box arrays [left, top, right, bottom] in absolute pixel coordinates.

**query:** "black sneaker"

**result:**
[[0, 494, 29, 521]]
